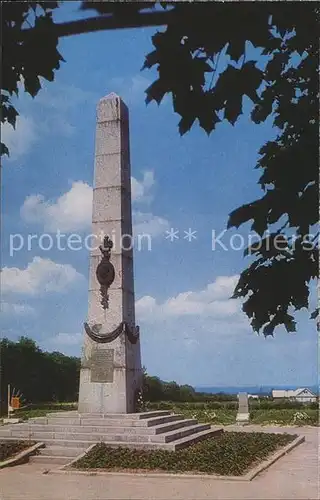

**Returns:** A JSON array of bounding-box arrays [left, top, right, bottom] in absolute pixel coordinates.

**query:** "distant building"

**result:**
[[272, 388, 317, 403], [236, 393, 261, 400]]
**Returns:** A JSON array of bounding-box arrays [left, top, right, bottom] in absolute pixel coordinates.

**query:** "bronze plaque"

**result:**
[[90, 348, 114, 383]]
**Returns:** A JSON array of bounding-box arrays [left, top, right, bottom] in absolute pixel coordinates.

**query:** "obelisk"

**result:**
[[78, 93, 142, 414]]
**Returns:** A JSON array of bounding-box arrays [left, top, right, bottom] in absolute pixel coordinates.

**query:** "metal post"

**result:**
[[7, 384, 10, 419]]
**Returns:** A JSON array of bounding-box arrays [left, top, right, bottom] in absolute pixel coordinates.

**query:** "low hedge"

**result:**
[[73, 432, 295, 476]]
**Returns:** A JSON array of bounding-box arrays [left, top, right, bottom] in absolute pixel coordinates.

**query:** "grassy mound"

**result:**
[[73, 431, 295, 476]]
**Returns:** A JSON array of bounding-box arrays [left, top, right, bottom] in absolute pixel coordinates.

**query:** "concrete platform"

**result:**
[[0, 411, 223, 464]]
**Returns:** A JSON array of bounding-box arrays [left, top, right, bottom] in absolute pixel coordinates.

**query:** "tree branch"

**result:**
[[23, 11, 176, 39]]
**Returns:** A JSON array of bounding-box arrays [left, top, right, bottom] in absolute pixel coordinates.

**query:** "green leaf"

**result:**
[[142, 50, 159, 70], [23, 75, 41, 97], [6, 105, 19, 128], [1, 143, 9, 157], [224, 95, 243, 125], [226, 40, 246, 62], [178, 114, 196, 135], [240, 61, 264, 102], [145, 79, 167, 105], [310, 308, 318, 320]]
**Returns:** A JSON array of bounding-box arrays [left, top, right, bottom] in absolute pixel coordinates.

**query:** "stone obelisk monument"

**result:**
[[78, 93, 142, 414]]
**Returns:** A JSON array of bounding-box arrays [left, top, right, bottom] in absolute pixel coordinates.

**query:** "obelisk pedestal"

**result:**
[[78, 93, 142, 414]]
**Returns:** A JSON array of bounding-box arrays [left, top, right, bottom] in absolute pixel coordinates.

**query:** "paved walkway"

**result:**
[[0, 426, 318, 500]]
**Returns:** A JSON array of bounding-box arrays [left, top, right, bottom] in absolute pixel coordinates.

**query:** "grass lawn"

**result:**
[[1, 403, 78, 421], [13, 408, 66, 420], [2, 402, 317, 428], [180, 408, 237, 425], [0, 440, 36, 462], [72, 432, 296, 476], [158, 405, 318, 427], [250, 408, 318, 426]]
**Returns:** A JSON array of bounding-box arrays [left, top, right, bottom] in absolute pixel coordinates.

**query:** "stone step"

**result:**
[[106, 411, 173, 419], [45, 412, 78, 418], [0, 433, 219, 452], [168, 427, 224, 451], [148, 418, 197, 434], [5, 418, 196, 437], [39, 446, 87, 457], [46, 414, 183, 427], [33, 429, 221, 462], [36, 439, 95, 448], [77, 441, 177, 450], [29, 455, 71, 466], [0, 437, 89, 448], [9, 430, 136, 442], [0, 436, 180, 451], [29, 417, 48, 424], [45, 411, 171, 420], [0, 429, 12, 438], [95, 427, 223, 451], [8, 426, 206, 444], [152, 423, 210, 443]]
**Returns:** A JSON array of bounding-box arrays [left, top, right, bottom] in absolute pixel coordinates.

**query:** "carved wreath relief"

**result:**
[[96, 235, 115, 310], [84, 321, 140, 344], [84, 234, 140, 345]]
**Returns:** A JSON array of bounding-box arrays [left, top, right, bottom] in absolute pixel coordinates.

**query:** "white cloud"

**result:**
[[3, 82, 97, 161], [109, 75, 151, 105], [1, 302, 35, 316], [44, 332, 83, 356], [47, 332, 82, 347], [21, 173, 167, 236], [133, 211, 170, 238], [1, 79, 147, 163], [1, 257, 84, 296], [21, 181, 93, 232], [131, 171, 155, 204], [28, 83, 97, 138], [136, 275, 243, 322], [35, 83, 96, 111], [2, 115, 37, 161], [187, 275, 240, 302], [135, 276, 252, 386]]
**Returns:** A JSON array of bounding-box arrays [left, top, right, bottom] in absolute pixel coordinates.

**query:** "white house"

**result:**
[[248, 394, 259, 400], [272, 388, 317, 403]]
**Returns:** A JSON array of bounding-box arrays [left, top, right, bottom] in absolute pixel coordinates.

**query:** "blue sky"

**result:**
[[1, 2, 317, 388]]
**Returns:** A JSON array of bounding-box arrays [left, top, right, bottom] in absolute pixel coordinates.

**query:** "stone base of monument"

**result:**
[[0, 411, 223, 466], [3, 418, 22, 424], [236, 412, 250, 425]]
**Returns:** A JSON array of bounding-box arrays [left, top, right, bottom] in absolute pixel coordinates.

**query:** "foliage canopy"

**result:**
[[2, 2, 319, 335]]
